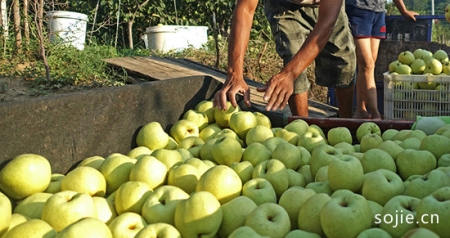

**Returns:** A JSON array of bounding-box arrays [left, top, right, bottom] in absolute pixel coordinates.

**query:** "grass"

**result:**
[[0, 35, 328, 103]]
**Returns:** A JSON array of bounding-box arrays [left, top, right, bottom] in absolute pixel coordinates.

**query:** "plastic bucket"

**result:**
[[145, 25, 208, 52], [46, 11, 88, 50]]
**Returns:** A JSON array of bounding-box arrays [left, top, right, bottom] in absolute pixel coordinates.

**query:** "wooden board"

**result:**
[[104, 56, 339, 118]]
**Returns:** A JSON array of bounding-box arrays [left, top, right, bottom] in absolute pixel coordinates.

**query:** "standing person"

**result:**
[[346, 0, 418, 119], [213, 0, 357, 118]]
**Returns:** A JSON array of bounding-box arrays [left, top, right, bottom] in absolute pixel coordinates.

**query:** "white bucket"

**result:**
[[144, 25, 208, 52], [46, 11, 88, 50]]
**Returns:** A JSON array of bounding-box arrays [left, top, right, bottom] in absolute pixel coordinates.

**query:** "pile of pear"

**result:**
[[1, 100, 450, 238]]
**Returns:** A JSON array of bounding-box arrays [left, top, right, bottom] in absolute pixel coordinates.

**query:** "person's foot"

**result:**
[[353, 111, 371, 119]]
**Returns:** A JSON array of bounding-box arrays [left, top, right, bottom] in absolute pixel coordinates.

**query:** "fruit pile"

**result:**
[[1, 100, 450, 238], [388, 49, 449, 82]]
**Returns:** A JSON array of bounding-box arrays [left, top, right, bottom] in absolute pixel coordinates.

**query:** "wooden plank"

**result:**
[[104, 56, 339, 118]]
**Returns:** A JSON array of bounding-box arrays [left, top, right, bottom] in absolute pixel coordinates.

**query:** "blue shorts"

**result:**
[[345, 5, 386, 39]]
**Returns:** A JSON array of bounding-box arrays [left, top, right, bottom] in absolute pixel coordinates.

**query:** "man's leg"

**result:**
[[288, 92, 309, 117], [335, 85, 355, 118]]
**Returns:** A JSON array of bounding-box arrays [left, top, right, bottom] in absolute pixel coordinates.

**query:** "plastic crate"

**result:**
[[383, 72, 450, 120]]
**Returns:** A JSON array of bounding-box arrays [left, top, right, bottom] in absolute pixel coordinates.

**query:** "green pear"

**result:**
[[401, 227, 440, 238], [214, 101, 240, 128], [377, 140, 404, 160], [92, 196, 117, 225], [230, 161, 254, 184], [253, 111, 272, 128], [13, 192, 53, 219], [56, 217, 112, 238], [2, 219, 57, 238], [242, 178, 277, 205], [136, 121, 170, 150], [404, 169, 450, 199], [284, 119, 309, 137], [356, 122, 381, 143], [211, 136, 243, 166], [396, 149, 437, 180], [360, 148, 396, 174], [298, 193, 332, 237], [61, 166, 107, 197], [244, 203, 291, 238], [356, 228, 392, 238], [199, 124, 221, 141], [195, 100, 215, 124], [129, 155, 168, 189], [246, 125, 274, 146], [228, 226, 270, 238], [263, 136, 288, 152], [167, 163, 200, 194], [176, 136, 204, 158], [378, 195, 421, 237], [275, 128, 300, 145], [169, 119, 200, 143], [252, 159, 289, 198], [320, 192, 373, 238], [278, 186, 316, 230], [420, 134, 450, 159], [382, 129, 399, 141], [174, 191, 223, 238], [314, 165, 328, 182], [196, 165, 242, 204], [360, 134, 383, 153], [399, 137, 421, 150], [98, 153, 137, 195], [41, 190, 97, 232], [328, 154, 364, 192], [327, 127, 353, 146], [242, 142, 272, 167], [141, 185, 190, 226], [108, 212, 147, 237], [0, 153, 52, 200], [287, 169, 306, 187], [183, 109, 209, 131], [0, 191, 12, 237], [77, 155, 105, 170], [230, 111, 258, 140], [271, 142, 301, 170], [285, 229, 321, 238], [114, 181, 152, 215], [151, 148, 183, 170], [297, 130, 327, 153], [416, 187, 450, 237], [305, 180, 333, 195], [135, 223, 181, 238], [361, 169, 404, 206], [310, 144, 342, 178], [298, 165, 313, 185], [333, 141, 356, 154], [218, 196, 257, 238]]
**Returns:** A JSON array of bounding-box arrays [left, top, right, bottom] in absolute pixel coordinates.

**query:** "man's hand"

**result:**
[[213, 75, 251, 111], [257, 71, 295, 112]]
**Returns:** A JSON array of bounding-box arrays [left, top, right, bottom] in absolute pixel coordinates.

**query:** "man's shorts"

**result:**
[[264, 0, 356, 94], [346, 5, 387, 39]]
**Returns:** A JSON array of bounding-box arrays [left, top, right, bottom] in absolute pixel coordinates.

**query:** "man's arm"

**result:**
[[259, 0, 344, 111], [213, 0, 259, 110]]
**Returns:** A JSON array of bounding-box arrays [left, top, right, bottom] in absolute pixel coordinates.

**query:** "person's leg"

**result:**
[[288, 92, 309, 116], [315, 3, 357, 118], [353, 37, 381, 119], [335, 86, 355, 118], [264, 0, 316, 117]]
